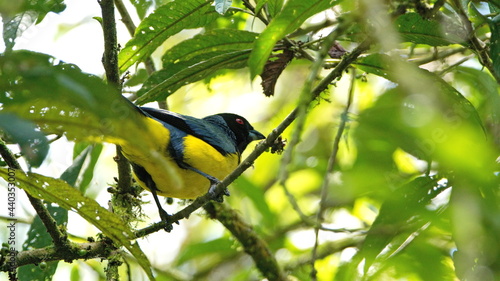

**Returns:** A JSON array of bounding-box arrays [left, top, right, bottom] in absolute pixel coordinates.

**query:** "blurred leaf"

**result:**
[[214, 0, 232, 15], [249, 0, 339, 79], [235, 176, 277, 229], [344, 55, 487, 199], [453, 66, 500, 120], [129, 0, 154, 19], [60, 145, 90, 187], [395, 13, 466, 46], [0, 0, 65, 21], [62, 143, 104, 193], [354, 54, 484, 133], [488, 15, 500, 77], [73, 143, 103, 193], [0, 169, 155, 281], [337, 177, 448, 279], [255, 0, 284, 17], [70, 264, 81, 281], [0, 113, 49, 168], [1, 51, 139, 145], [2, 11, 37, 52], [359, 176, 442, 271], [468, 2, 489, 27], [137, 50, 251, 104], [24, 0, 66, 23], [124, 68, 149, 87], [176, 237, 236, 265], [386, 240, 456, 281], [353, 53, 393, 78], [118, 0, 220, 72], [490, 1, 500, 13]]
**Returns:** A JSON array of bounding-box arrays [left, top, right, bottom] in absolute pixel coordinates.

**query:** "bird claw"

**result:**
[[207, 179, 230, 203], [158, 209, 177, 232]]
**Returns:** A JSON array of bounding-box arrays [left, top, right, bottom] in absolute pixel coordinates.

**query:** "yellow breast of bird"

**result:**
[[121, 118, 240, 199]]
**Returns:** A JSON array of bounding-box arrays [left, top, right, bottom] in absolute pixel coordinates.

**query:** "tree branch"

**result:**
[[113, 0, 136, 35], [204, 202, 288, 281], [0, 239, 115, 271], [99, 0, 120, 87]]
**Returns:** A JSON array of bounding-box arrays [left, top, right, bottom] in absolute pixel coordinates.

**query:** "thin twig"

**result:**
[[411, 47, 468, 66], [100, 0, 120, 87], [436, 54, 476, 76], [241, 0, 269, 25], [114, 0, 136, 35], [451, 0, 500, 84], [311, 69, 356, 280]]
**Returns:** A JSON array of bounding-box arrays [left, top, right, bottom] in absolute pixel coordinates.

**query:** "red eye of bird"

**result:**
[[235, 118, 244, 125]]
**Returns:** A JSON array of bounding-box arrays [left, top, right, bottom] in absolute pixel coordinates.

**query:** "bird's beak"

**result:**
[[249, 129, 266, 141]]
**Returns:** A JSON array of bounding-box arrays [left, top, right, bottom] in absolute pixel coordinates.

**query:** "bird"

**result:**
[[118, 105, 266, 230]]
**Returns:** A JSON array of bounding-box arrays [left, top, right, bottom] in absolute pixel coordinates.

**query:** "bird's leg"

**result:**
[[147, 178, 177, 232], [182, 164, 230, 202]]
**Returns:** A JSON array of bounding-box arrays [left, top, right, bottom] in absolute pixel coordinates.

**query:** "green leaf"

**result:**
[[235, 176, 277, 229], [161, 29, 258, 67], [74, 143, 103, 193], [0, 169, 155, 281], [176, 237, 236, 265], [248, 0, 339, 79], [61, 144, 104, 193], [124, 68, 149, 87], [490, 1, 500, 13], [337, 177, 447, 279], [453, 66, 500, 121], [354, 54, 484, 133], [359, 176, 441, 271], [353, 53, 394, 79], [129, 0, 154, 19], [0, 0, 66, 21], [60, 146, 90, 187], [1, 51, 137, 140], [468, 2, 489, 27], [118, 0, 220, 72], [488, 15, 500, 77], [0, 113, 49, 168], [256, 0, 284, 18], [395, 13, 466, 46], [135, 29, 257, 103], [137, 50, 251, 104], [255, 0, 269, 15], [23, 0, 66, 23], [389, 240, 456, 281], [2, 11, 37, 52]]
